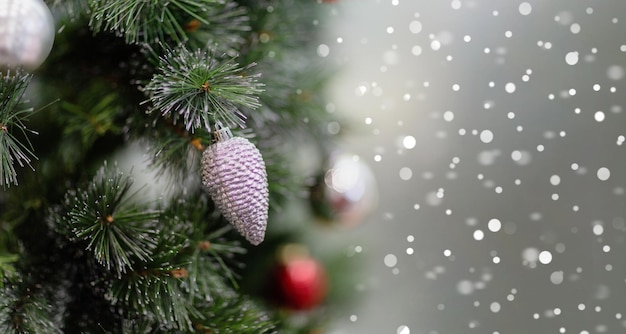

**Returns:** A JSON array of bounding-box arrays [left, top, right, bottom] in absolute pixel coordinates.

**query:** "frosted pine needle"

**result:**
[[143, 47, 263, 132], [90, 0, 208, 45], [0, 69, 37, 188]]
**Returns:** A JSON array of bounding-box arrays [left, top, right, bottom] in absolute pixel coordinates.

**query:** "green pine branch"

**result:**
[[59, 80, 124, 149], [143, 46, 263, 132], [139, 121, 210, 182], [108, 269, 194, 331], [0, 253, 17, 286], [89, 0, 206, 45], [184, 1, 251, 56], [160, 196, 247, 293], [193, 295, 277, 334], [89, 0, 250, 47], [60, 163, 160, 275], [0, 275, 61, 334], [0, 70, 37, 188]]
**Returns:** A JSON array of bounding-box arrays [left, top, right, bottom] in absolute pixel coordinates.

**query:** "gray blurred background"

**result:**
[[324, 0, 626, 333]]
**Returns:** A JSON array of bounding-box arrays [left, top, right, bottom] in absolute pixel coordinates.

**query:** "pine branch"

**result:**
[[0, 69, 37, 188], [185, 1, 251, 57], [143, 47, 263, 132], [141, 121, 210, 182], [89, 0, 229, 45], [0, 253, 18, 287], [103, 195, 248, 332], [107, 268, 194, 331], [183, 225, 247, 298], [59, 81, 124, 148], [46, 0, 90, 19], [240, 0, 323, 62], [161, 196, 247, 296], [193, 295, 277, 334], [60, 163, 160, 276], [0, 275, 61, 334]]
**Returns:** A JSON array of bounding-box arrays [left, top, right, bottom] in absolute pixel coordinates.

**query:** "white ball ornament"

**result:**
[[0, 0, 56, 70]]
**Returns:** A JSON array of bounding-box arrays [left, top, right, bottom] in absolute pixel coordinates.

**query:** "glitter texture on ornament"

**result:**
[[201, 124, 269, 245]]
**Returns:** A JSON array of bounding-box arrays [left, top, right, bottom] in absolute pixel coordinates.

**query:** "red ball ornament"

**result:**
[[272, 248, 328, 310]]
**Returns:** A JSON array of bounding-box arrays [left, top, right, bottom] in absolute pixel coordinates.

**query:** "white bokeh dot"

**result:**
[[607, 65, 625, 80], [597, 167, 610, 181], [399, 167, 413, 181], [443, 110, 455, 122], [384, 254, 398, 267], [490, 302, 501, 313], [403, 135, 416, 149], [397, 325, 410, 334], [316, 44, 330, 57], [480, 130, 494, 143], [565, 51, 579, 65], [409, 21, 422, 34], [593, 223, 604, 236], [539, 251, 553, 264], [519, 2, 532, 15], [488, 218, 502, 232], [431, 40, 441, 50], [522, 247, 539, 264], [457, 280, 474, 295], [550, 271, 564, 285], [505, 82, 516, 93], [594, 111, 605, 122]]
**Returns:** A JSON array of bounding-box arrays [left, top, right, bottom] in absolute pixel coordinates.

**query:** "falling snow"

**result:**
[[324, 0, 626, 333]]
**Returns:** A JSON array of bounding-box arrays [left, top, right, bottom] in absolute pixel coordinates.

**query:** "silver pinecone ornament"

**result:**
[[201, 124, 269, 245]]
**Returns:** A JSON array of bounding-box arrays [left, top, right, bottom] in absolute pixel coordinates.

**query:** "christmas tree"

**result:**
[[0, 0, 367, 332]]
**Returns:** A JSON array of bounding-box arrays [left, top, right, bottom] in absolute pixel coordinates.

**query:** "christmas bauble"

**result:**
[[201, 124, 269, 245], [0, 0, 56, 70], [310, 153, 377, 227], [272, 246, 328, 310]]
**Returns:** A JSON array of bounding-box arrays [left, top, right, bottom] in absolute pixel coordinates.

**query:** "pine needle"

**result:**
[[89, 0, 228, 45], [143, 47, 263, 132], [64, 163, 160, 275], [0, 69, 37, 188]]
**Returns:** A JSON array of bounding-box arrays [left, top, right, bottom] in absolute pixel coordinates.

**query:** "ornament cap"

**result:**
[[213, 122, 233, 142]]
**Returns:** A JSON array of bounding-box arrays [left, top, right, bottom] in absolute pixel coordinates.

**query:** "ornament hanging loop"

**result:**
[[212, 122, 233, 143]]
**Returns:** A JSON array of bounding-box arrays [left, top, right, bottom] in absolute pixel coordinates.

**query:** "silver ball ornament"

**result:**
[[311, 152, 378, 227], [201, 125, 269, 245], [0, 0, 55, 70]]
